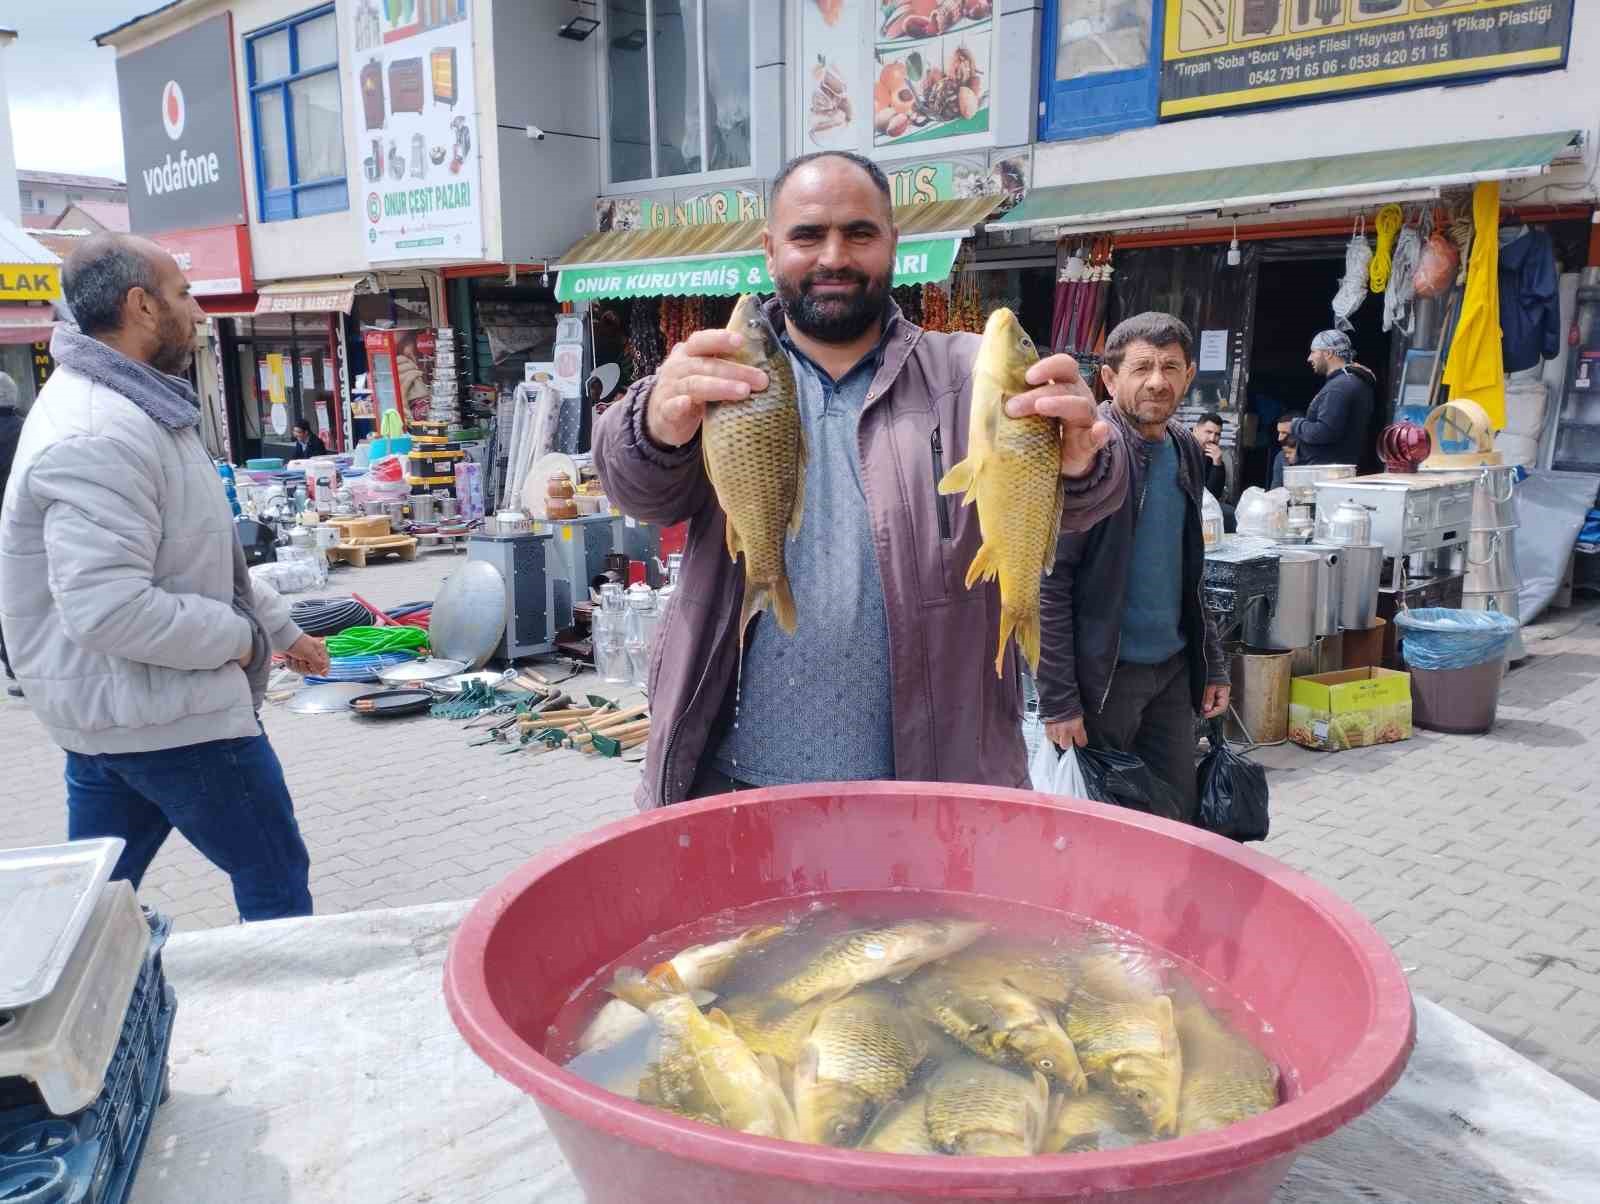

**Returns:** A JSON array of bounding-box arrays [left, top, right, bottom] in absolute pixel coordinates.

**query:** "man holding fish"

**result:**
[[593, 150, 1127, 808]]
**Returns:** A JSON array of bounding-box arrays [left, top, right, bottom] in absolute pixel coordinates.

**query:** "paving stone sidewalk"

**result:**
[[1, 545, 1597, 1097]]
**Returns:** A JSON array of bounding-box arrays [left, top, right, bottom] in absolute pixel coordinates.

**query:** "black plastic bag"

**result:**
[[1075, 746, 1187, 822], [1195, 721, 1270, 842]]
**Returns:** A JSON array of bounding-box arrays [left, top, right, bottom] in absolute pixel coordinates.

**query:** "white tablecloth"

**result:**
[[127, 902, 1600, 1203]]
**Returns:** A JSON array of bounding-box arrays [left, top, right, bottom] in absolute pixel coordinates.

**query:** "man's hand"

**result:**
[[1044, 716, 1088, 750], [1202, 684, 1231, 719], [1005, 354, 1112, 479], [645, 330, 768, 448], [284, 634, 330, 677], [1202, 442, 1223, 465]]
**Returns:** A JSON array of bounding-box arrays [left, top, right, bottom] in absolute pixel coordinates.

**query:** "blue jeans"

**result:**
[[66, 732, 313, 922]]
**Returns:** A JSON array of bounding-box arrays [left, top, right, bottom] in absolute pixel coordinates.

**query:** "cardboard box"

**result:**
[[1288, 667, 1412, 751]]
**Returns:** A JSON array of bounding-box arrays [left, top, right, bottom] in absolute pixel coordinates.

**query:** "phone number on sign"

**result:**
[[1248, 43, 1450, 87]]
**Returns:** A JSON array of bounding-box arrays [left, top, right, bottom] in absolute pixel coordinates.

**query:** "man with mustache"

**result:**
[[593, 150, 1126, 808], [1036, 313, 1230, 824]]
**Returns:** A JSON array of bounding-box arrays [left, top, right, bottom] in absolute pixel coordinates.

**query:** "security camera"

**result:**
[[526, 125, 547, 141]]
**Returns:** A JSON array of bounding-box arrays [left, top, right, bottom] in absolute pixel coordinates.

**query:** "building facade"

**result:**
[[16, 171, 128, 224]]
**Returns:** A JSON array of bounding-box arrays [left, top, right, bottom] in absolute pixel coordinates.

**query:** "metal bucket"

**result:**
[[383, 500, 408, 527], [1338, 544, 1384, 630], [1470, 465, 1518, 529], [1265, 550, 1319, 650], [438, 495, 461, 520], [1302, 543, 1344, 638], [1291, 633, 1344, 678], [410, 493, 437, 524], [1464, 527, 1520, 594], [364, 499, 386, 516], [1227, 650, 1292, 744]]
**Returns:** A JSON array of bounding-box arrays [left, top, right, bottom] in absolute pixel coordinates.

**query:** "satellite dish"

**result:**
[[588, 362, 621, 399]]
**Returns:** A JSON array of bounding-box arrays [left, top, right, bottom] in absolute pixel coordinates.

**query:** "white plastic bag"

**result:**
[[1029, 736, 1089, 798]]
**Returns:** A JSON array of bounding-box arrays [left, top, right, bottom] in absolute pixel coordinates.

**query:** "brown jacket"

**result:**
[[592, 299, 1127, 809]]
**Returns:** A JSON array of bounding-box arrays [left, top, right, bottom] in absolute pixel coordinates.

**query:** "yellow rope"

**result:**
[[1368, 204, 1403, 293]]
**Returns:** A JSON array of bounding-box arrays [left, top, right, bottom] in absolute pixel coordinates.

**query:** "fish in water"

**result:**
[[703, 294, 806, 642], [1065, 983, 1183, 1138], [932, 941, 1083, 1010], [924, 1057, 1051, 1157], [906, 961, 1086, 1093], [607, 967, 798, 1140], [1172, 985, 1279, 1137], [858, 1092, 938, 1155], [766, 919, 988, 1007], [1042, 1090, 1146, 1153], [720, 993, 830, 1066], [937, 307, 1063, 675], [647, 923, 789, 996], [795, 990, 932, 1146]]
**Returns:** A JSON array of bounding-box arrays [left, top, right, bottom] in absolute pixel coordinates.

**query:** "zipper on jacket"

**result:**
[[1099, 456, 1154, 713], [930, 428, 952, 540]]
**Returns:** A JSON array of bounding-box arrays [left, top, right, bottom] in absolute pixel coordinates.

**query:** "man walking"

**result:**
[[0, 373, 23, 696], [1037, 313, 1230, 824], [0, 234, 329, 920], [1293, 330, 1375, 468], [592, 150, 1122, 808]]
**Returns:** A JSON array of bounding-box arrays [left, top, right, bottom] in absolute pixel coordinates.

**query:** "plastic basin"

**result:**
[[445, 784, 1415, 1203]]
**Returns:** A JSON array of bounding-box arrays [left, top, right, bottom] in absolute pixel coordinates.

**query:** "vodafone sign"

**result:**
[[115, 13, 246, 235]]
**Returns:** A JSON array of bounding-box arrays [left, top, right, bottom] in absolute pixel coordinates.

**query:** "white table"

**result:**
[[128, 902, 1600, 1203]]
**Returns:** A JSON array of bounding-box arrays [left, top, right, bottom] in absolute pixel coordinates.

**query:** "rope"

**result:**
[[1368, 204, 1403, 293], [290, 596, 376, 637], [324, 625, 430, 657], [1383, 222, 1422, 335], [303, 651, 418, 684]]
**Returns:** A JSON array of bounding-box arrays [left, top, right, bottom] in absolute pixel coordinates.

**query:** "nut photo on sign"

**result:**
[[880, 0, 992, 41], [874, 37, 987, 143]]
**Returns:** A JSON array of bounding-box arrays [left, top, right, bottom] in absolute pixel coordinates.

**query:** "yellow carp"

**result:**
[[704, 294, 805, 641], [924, 1057, 1051, 1157], [1042, 1090, 1146, 1153], [795, 990, 932, 1146], [937, 307, 1063, 675], [646, 923, 789, 996], [1173, 987, 1280, 1136], [1065, 986, 1183, 1138], [765, 918, 987, 1006], [858, 1093, 938, 1155]]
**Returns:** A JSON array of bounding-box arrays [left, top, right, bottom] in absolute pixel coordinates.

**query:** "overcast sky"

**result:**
[[6, 1, 155, 181]]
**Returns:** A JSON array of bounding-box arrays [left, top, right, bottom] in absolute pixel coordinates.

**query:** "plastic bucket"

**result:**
[[1410, 659, 1505, 734], [445, 784, 1415, 1204]]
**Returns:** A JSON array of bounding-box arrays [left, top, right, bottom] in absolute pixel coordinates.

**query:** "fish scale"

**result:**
[[924, 1057, 1050, 1157], [797, 991, 932, 1145], [766, 919, 987, 1006], [1173, 989, 1279, 1136], [703, 294, 805, 643], [937, 307, 1063, 675]]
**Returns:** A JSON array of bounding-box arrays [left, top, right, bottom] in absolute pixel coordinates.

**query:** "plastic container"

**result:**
[[1409, 659, 1505, 734], [445, 783, 1415, 1204], [1236, 487, 1288, 541], [1201, 490, 1224, 548]]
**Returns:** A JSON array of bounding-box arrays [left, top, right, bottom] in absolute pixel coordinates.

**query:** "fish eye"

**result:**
[[1037, 1058, 1054, 1070]]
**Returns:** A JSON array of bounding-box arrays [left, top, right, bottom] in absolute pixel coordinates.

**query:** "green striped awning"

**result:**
[[991, 131, 1582, 236], [555, 196, 999, 302]]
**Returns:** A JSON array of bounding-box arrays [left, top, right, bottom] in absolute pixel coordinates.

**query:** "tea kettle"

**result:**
[[1319, 500, 1374, 546]]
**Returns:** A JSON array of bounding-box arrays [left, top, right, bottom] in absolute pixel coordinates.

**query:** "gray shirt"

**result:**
[[711, 332, 895, 786]]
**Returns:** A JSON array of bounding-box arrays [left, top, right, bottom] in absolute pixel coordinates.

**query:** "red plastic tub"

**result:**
[[445, 784, 1414, 1203]]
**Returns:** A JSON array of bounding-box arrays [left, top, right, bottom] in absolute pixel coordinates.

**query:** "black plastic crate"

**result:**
[[0, 909, 175, 1204]]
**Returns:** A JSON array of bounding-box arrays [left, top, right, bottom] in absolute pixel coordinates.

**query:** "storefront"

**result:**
[[0, 217, 62, 412], [991, 130, 1587, 491]]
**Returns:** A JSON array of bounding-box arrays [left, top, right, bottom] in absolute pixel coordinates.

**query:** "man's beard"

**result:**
[[1122, 390, 1176, 426], [149, 305, 193, 375], [774, 266, 890, 343]]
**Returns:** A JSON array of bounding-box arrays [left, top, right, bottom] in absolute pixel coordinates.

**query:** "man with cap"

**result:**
[[1293, 330, 1376, 468]]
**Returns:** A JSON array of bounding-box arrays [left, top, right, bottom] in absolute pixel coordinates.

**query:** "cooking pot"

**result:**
[[383, 500, 407, 527], [437, 494, 461, 521], [1464, 528, 1520, 594], [1318, 500, 1374, 546], [1302, 543, 1345, 637], [1337, 544, 1384, 630], [1283, 464, 1357, 502], [410, 493, 437, 524], [1265, 549, 1319, 650]]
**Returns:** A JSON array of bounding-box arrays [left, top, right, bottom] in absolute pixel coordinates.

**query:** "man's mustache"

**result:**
[[803, 270, 869, 290]]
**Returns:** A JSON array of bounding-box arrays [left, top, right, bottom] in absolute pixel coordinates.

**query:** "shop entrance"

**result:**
[[1243, 251, 1391, 487]]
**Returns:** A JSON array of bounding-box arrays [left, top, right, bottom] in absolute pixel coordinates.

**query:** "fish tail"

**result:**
[[609, 967, 672, 1009], [993, 608, 1018, 679]]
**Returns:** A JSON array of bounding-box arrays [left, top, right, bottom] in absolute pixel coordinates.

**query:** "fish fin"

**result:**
[[607, 967, 667, 1009], [756, 1052, 784, 1084], [770, 574, 798, 635], [742, 923, 790, 949], [707, 1007, 736, 1031], [788, 423, 809, 538], [1042, 479, 1066, 578], [795, 1041, 820, 1087], [963, 540, 1001, 590], [1012, 605, 1041, 677], [723, 516, 741, 562], [992, 608, 1018, 679], [937, 455, 978, 499], [648, 963, 693, 996]]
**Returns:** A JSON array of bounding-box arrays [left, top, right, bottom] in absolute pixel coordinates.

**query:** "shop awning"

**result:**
[[254, 278, 358, 315], [991, 131, 1584, 236], [0, 303, 56, 345], [554, 197, 1001, 302], [200, 295, 261, 318]]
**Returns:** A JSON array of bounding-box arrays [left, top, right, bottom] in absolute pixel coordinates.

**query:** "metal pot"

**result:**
[[1301, 542, 1344, 637], [1319, 500, 1374, 546], [1471, 465, 1518, 529], [1337, 543, 1383, 630], [1264, 549, 1319, 650], [364, 499, 387, 516], [383, 500, 407, 527], [410, 493, 437, 524], [1464, 527, 1521, 594], [484, 509, 531, 536], [1282, 463, 1357, 502], [437, 495, 461, 521]]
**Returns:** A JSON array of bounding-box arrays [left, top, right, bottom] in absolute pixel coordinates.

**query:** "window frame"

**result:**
[[599, 0, 755, 190], [245, 3, 348, 223], [1039, 0, 1164, 143]]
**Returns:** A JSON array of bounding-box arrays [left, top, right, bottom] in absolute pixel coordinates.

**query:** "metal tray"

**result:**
[[375, 657, 468, 686], [0, 838, 124, 1009], [349, 689, 434, 717]]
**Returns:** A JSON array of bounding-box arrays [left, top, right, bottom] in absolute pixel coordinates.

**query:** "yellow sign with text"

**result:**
[[1161, 0, 1573, 118], [0, 265, 61, 301]]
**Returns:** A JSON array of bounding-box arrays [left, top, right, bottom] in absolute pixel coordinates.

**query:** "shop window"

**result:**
[[604, 0, 751, 185], [246, 5, 348, 222], [1040, 0, 1161, 142], [18, 190, 30, 210]]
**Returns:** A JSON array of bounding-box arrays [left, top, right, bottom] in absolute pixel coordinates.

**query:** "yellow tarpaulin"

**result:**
[[1441, 181, 1506, 430]]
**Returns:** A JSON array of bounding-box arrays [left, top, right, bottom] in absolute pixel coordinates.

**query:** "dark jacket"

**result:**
[[0, 406, 21, 504], [1202, 456, 1227, 500], [1293, 363, 1375, 468], [592, 298, 1128, 810], [292, 432, 328, 458], [1036, 403, 1227, 725], [1499, 227, 1561, 374]]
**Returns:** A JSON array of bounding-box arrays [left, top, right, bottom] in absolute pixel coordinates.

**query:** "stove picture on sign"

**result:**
[[161, 80, 186, 140]]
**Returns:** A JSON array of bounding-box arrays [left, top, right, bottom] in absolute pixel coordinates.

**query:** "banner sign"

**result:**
[[1160, 0, 1574, 118], [347, 0, 484, 261], [596, 184, 765, 232]]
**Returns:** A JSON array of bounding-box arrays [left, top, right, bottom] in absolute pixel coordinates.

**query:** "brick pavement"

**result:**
[[2, 542, 1597, 1097]]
